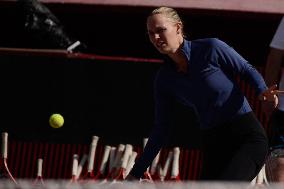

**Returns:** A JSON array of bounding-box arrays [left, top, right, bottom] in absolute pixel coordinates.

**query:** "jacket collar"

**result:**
[[163, 38, 191, 66]]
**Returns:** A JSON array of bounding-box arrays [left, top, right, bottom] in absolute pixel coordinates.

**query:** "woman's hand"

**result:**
[[259, 84, 280, 107], [259, 84, 284, 117]]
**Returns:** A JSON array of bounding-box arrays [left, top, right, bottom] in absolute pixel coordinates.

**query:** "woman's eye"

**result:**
[[157, 28, 166, 33], [147, 28, 166, 36]]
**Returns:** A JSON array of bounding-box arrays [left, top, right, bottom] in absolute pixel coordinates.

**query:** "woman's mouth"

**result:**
[[156, 42, 166, 48]]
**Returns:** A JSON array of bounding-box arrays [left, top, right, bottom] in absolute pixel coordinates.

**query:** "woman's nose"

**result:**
[[154, 33, 160, 39]]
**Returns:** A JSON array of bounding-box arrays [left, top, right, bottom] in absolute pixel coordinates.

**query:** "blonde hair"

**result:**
[[149, 7, 184, 35]]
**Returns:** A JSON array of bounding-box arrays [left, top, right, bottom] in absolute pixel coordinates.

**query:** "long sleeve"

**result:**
[[212, 39, 268, 96], [129, 70, 174, 178]]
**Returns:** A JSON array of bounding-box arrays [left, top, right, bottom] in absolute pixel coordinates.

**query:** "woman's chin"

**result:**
[[157, 47, 170, 54]]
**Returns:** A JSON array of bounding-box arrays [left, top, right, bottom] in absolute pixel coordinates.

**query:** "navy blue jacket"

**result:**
[[130, 38, 267, 178]]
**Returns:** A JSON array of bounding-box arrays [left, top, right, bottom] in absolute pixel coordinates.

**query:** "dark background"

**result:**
[[0, 2, 283, 148]]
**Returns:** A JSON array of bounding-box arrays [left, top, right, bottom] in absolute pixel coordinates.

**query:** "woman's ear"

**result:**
[[176, 22, 182, 34]]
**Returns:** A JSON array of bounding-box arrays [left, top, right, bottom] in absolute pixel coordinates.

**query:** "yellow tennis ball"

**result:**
[[49, 114, 64, 128]]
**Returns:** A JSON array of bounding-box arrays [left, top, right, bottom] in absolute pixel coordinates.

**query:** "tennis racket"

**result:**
[[170, 147, 181, 181], [76, 154, 88, 180], [113, 144, 133, 180], [94, 145, 111, 180], [124, 151, 137, 178], [33, 158, 44, 186], [108, 144, 125, 180], [150, 149, 161, 180], [141, 138, 153, 181], [158, 150, 173, 181], [70, 154, 79, 183], [0, 132, 18, 185], [104, 146, 117, 181], [82, 136, 99, 180]]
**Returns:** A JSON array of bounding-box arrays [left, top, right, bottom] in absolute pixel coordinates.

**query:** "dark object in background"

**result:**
[[17, 0, 87, 52]]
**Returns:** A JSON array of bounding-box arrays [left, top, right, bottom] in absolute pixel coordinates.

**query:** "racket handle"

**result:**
[[37, 158, 43, 177], [77, 154, 88, 179], [1, 132, 8, 159], [150, 150, 160, 175], [143, 138, 148, 149], [142, 138, 151, 173], [121, 144, 133, 169], [99, 145, 111, 174], [72, 154, 79, 179], [159, 150, 173, 181], [113, 144, 125, 169], [87, 136, 99, 172], [108, 146, 117, 171], [125, 151, 137, 177], [256, 164, 265, 184], [171, 147, 180, 178]]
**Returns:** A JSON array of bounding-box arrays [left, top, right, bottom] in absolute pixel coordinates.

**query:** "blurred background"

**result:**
[[0, 0, 283, 147]]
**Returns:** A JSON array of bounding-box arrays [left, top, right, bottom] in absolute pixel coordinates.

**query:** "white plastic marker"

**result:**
[[143, 138, 148, 149], [263, 164, 269, 185], [71, 154, 79, 183], [158, 150, 173, 181], [95, 145, 111, 179], [1, 132, 18, 185], [106, 144, 133, 186], [76, 154, 88, 179], [250, 175, 256, 186], [256, 164, 268, 185], [252, 163, 270, 186], [110, 144, 125, 179], [150, 149, 161, 179], [84, 135, 99, 179], [256, 166, 264, 185], [142, 138, 152, 180], [119, 144, 133, 180], [170, 147, 181, 181], [112, 144, 133, 180], [105, 146, 117, 180], [33, 158, 44, 186], [125, 151, 138, 177]]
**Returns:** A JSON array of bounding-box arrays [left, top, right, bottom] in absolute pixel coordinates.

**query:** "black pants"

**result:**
[[200, 112, 268, 181], [269, 109, 284, 148]]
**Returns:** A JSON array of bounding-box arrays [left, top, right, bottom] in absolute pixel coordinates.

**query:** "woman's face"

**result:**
[[147, 14, 182, 54]]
